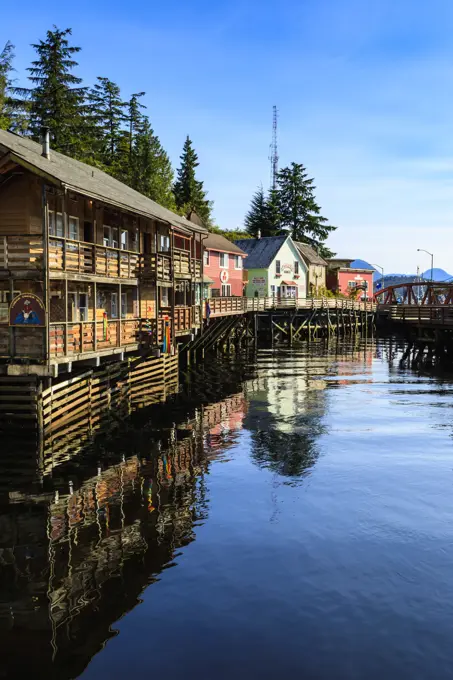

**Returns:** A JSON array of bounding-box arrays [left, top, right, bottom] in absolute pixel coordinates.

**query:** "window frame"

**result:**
[[221, 283, 232, 297], [68, 215, 79, 241], [234, 255, 242, 270], [49, 210, 64, 238], [275, 260, 281, 275], [204, 250, 210, 266], [111, 292, 118, 319], [219, 252, 229, 268], [294, 261, 299, 275]]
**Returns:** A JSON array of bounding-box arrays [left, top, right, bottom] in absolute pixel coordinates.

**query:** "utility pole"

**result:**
[[269, 105, 279, 190]]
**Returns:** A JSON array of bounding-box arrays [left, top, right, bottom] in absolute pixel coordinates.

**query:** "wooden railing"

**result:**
[[0, 235, 44, 269], [49, 237, 140, 279], [207, 296, 376, 316], [174, 307, 193, 334], [49, 319, 140, 357], [173, 249, 201, 278], [384, 305, 453, 327], [140, 252, 171, 280]]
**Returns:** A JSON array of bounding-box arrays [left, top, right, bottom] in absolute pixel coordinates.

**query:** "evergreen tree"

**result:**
[[173, 136, 212, 225], [16, 27, 86, 155], [0, 41, 15, 130], [244, 186, 281, 238], [131, 117, 176, 209], [88, 76, 127, 168], [276, 162, 335, 257]]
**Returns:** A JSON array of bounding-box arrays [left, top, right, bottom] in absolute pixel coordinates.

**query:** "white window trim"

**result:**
[[49, 210, 64, 238], [204, 250, 210, 266], [221, 283, 232, 297], [219, 252, 229, 268], [234, 255, 242, 270]]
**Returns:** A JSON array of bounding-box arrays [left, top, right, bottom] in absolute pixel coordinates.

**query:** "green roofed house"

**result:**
[[234, 235, 308, 299]]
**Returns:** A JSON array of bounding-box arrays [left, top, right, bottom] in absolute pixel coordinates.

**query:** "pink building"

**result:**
[[203, 233, 247, 297], [326, 259, 374, 301]]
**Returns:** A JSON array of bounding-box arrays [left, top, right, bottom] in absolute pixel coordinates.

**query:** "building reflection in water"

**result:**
[[244, 340, 375, 479], [0, 386, 247, 679]]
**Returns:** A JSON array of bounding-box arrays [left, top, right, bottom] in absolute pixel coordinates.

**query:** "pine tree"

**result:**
[[16, 27, 86, 155], [88, 76, 127, 168], [131, 118, 176, 210], [173, 136, 212, 225], [0, 41, 15, 130], [276, 162, 335, 257], [244, 186, 281, 237]]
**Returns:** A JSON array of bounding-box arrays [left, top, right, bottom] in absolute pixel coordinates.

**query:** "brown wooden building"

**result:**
[[0, 129, 207, 377]]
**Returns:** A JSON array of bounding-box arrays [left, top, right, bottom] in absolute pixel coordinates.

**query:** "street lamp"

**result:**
[[417, 248, 434, 282], [371, 263, 384, 292]]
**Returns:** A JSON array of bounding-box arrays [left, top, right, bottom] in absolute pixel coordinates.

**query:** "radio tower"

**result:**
[[269, 105, 279, 190]]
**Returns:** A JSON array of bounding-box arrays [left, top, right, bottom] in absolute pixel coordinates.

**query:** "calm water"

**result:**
[[2, 339, 453, 679]]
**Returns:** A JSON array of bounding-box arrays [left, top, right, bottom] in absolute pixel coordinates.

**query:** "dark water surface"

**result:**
[[2, 339, 453, 679]]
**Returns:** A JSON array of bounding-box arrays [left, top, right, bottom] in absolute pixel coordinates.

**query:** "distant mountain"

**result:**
[[351, 259, 374, 271], [421, 268, 452, 281]]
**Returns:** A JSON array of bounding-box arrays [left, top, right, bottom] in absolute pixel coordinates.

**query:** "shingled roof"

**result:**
[[204, 232, 247, 255], [234, 235, 287, 268], [0, 130, 207, 234], [294, 242, 327, 266]]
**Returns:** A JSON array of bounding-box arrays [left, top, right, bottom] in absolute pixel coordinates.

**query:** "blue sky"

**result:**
[[3, 0, 453, 273]]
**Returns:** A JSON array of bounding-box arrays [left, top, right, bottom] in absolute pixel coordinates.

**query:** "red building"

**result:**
[[203, 233, 247, 297], [326, 259, 374, 301]]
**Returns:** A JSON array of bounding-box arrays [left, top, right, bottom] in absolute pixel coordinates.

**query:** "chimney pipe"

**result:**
[[41, 127, 50, 160], [257, 229, 261, 239]]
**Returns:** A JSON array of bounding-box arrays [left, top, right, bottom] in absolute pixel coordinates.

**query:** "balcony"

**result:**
[[173, 248, 201, 278], [49, 237, 140, 279], [49, 319, 141, 358]]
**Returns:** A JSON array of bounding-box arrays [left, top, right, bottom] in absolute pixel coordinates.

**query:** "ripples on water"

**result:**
[[1, 338, 453, 679]]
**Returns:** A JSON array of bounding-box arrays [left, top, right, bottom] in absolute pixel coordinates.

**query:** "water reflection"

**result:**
[[0, 379, 248, 678]]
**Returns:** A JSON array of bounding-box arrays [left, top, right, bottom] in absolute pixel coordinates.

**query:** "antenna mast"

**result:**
[[269, 105, 279, 190]]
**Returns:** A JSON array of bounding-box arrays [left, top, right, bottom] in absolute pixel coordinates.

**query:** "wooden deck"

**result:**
[[379, 304, 453, 328]]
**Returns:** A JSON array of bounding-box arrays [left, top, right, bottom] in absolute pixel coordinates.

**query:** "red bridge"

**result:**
[[375, 282, 453, 328]]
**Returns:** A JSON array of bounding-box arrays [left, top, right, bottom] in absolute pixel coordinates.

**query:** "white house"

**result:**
[[234, 235, 308, 298]]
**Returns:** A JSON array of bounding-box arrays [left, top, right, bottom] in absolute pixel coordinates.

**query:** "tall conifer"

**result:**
[[173, 136, 212, 225], [16, 27, 86, 155]]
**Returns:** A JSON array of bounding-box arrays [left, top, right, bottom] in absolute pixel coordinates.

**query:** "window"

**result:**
[[121, 229, 128, 250], [219, 252, 229, 268], [67, 292, 88, 321], [234, 255, 242, 269], [294, 261, 299, 275], [160, 234, 170, 252], [111, 292, 118, 319], [49, 211, 64, 237], [160, 287, 169, 307], [270, 285, 276, 297], [204, 250, 210, 266], [221, 284, 231, 297], [68, 216, 79, 241], [276, 260, 281, 275], [348, 281, 357, 289], [103, 226, 119, 248], [121, 292, 127, 317]]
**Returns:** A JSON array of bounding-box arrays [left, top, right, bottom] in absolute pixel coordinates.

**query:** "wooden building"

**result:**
[[0, 129, 207, 377]]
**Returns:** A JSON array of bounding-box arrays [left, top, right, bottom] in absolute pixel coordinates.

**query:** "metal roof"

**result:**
[[294, 241, 327, 266], [0, 130, 207, 234], [234, 235, 287, 268], [204, 232, 247, 255]]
